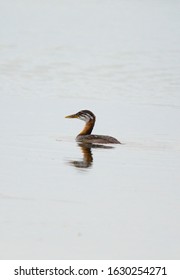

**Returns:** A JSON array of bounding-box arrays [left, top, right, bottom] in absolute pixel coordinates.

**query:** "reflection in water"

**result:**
[[68, 143, 114, 169]]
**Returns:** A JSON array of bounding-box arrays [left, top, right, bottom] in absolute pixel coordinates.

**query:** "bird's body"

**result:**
[[65, 110, 121, 144]]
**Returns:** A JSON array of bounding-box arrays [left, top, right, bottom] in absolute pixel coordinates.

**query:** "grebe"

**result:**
[[65, 110, 121, 144]]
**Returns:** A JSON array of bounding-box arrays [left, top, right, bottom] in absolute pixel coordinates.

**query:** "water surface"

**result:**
[[0, 0, 180, 259]]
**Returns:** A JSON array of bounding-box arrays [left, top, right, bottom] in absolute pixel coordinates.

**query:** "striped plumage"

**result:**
[[65, 110, 121, 144]]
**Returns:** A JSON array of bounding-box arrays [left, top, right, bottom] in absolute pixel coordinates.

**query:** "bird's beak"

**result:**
[[65, 113, 78, 119]]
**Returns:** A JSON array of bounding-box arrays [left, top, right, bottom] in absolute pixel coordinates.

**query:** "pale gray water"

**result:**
[[0, 0, 180, 259]]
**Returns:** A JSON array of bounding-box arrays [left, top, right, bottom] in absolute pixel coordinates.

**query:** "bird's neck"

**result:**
[[78, 119, 95, 136]]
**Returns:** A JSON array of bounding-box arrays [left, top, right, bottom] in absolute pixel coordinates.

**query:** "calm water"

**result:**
[[0, 0, 180, 259]]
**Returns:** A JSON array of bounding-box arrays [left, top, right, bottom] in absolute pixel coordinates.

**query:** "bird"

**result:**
[[65, 110, 121, 144]]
